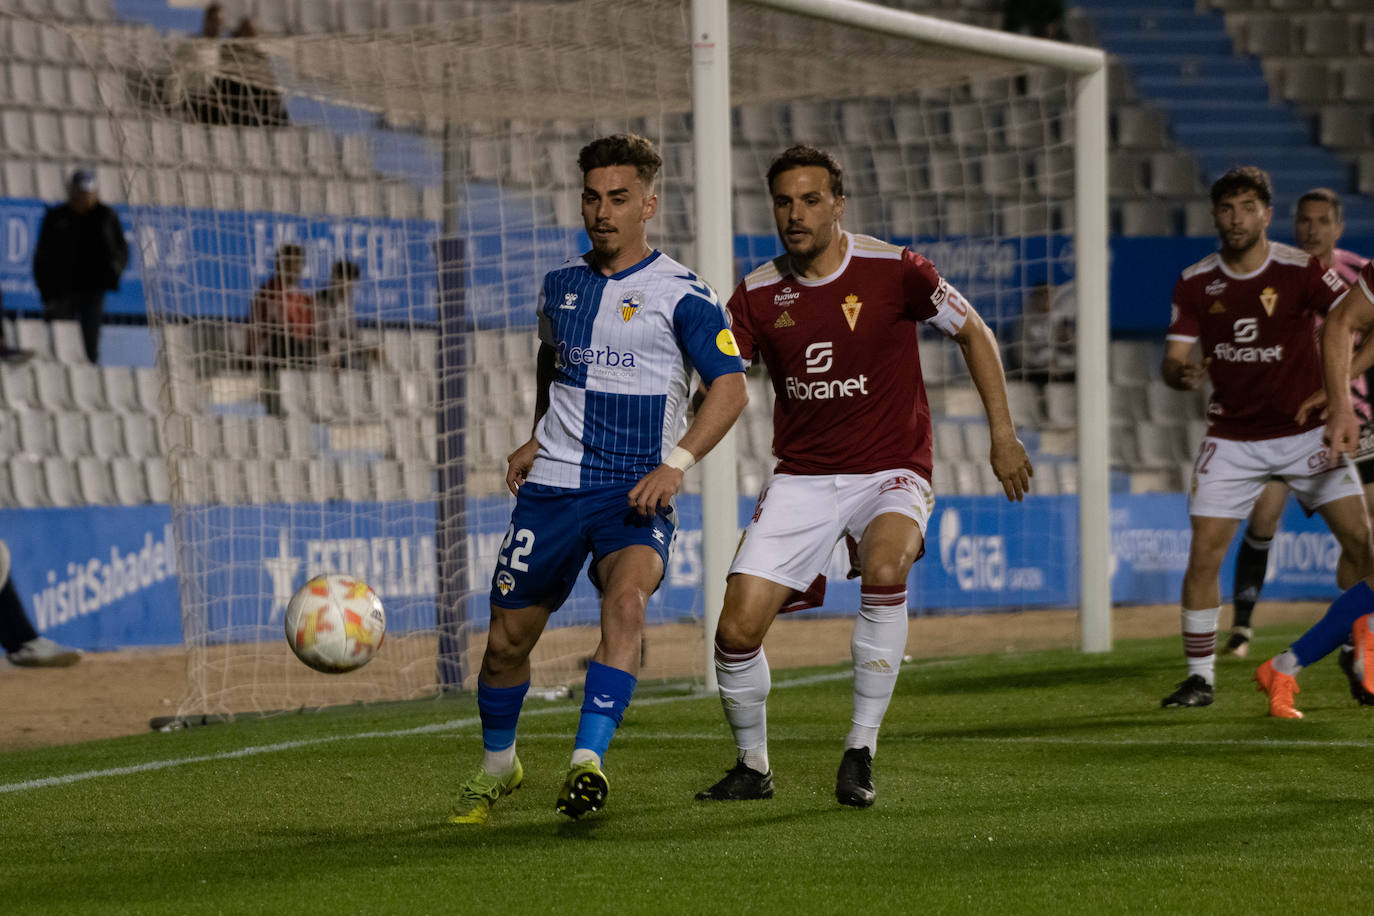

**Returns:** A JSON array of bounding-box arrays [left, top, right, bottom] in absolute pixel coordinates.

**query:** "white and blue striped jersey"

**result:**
[[527, 249, 744, 489]]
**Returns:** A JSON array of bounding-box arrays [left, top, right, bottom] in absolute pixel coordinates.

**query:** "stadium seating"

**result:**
[[0, 1, 1236, 508]]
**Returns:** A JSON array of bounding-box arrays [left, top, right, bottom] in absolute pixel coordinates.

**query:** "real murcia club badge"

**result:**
[[1259, 286, 1277, 317], [620, 291, 643, 323], [841, 293, 862, 331]]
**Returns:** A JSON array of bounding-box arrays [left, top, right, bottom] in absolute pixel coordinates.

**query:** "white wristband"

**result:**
[[664, 446, 696, 472]]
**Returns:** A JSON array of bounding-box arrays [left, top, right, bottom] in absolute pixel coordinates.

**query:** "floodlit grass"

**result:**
[[3, 624, 1373, 914]]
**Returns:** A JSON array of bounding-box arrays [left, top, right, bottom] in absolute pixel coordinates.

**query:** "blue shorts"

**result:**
[[488, 481, 677, 611]]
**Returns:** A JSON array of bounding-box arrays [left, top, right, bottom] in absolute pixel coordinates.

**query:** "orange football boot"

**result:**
[[1253, 659, 1303, 719]]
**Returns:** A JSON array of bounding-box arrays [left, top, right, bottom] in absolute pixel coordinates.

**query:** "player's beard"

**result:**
[[1219, 225, 1263, 260], [589, 224, 619, 260], [782, 223, 832, 263]]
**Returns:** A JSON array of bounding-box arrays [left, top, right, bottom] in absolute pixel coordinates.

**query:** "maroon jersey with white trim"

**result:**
[[727, 232, 969, 479], [1167, 241, 1343, 441]]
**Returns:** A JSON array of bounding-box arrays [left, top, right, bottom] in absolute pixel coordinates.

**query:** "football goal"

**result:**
[[57, 0, 1107, 717]]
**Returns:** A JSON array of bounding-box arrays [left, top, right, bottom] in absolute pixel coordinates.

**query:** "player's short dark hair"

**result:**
[[577, 134, 662, 190], [1297, 187, 1343, 223], [1210, 166, 1272, 208], [276, 243, 303, 265], [766, 144, 844, 198]]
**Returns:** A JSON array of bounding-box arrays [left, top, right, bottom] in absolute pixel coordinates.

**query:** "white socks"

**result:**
[[715, 640, 771, 773], [1272, 649, 1302, 676], [847, 585, 909, 754], [1183, 606, 1220, 684], [483, 745, 517, 776]]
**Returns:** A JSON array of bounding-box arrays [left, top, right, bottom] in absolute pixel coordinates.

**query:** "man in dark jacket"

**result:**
[[33, 169, 129, 363]]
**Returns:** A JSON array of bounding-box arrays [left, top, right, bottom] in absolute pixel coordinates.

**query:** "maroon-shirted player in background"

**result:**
[[694, 145, 1032, 808], [1160, 166, 1373, 712]]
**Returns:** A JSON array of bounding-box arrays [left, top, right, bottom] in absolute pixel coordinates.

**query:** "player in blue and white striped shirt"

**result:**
[[451, 134, 747, 824]]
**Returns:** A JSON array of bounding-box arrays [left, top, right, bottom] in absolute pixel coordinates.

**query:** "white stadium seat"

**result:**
[[88, 411, 124, 459], [76, 456, 115, 504], [9, 457, 48, 508], [53, 410, 92, 458], [101, 366, 140, 412], [0, 363, 40, 410], [133, 367, 163, 414], [51, 319, 88, 364], [145, 457, 170, 503], [16, 409, 56, 457], [15, 319, 51, 359], [120, 412, 160, 459], [42, 456, 79, 507]]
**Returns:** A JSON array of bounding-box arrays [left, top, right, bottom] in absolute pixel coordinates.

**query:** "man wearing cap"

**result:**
[[33, 169, 129, 363]]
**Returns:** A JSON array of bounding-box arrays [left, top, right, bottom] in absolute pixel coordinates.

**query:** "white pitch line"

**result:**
[[0, 671, 853, 795], [449, 732, 1374, 749], [14, 666, 1366, 796]]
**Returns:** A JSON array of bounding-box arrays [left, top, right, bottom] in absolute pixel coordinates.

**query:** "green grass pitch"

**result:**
[[3, 623, 1372, 914]]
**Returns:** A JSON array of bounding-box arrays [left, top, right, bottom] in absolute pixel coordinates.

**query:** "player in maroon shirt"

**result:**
[[1160, 167, 1372, 711], [694, 145, 1032, 807], [1223, 189, 1372, 688], [1255, 259, 1374, 717]]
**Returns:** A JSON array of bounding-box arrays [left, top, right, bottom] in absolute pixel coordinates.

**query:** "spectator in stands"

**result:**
[[247, 243, 313, 412], [1002, 0, 1066, 40], [315, 260, 377, 369], [249, 243, 314, 368], [217, 17, 289, 127], [1005, 281, 1075, 387], [1, 540, 80, 668], [32, 170, 130, 364], [166, 1, 226, 123]]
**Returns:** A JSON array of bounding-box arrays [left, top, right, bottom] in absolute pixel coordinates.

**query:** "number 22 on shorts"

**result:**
[[499, 526, 535, 571]]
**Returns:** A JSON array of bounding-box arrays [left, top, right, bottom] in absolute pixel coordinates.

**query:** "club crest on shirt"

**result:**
[[620, 291, 643, 323], [1259, 286, 1277, 317], [841, 293, 862, 331], [774, 310, 795, 328], [496, 571, 515, 596], [1205, 278, 1227, 297]]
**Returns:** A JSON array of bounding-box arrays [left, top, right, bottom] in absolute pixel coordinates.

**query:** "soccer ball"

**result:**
[[284, 574, 386, 674]]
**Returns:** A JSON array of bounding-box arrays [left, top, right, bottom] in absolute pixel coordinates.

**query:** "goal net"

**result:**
[[60, 0, 1105, 718]]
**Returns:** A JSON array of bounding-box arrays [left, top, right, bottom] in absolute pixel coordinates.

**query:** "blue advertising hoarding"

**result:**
[[0, 492, 1347, 652]]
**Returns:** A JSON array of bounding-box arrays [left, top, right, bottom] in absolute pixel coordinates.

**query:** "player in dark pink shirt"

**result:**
[[694, 145, 1031, 807], [1160, 167, 1372, 711]]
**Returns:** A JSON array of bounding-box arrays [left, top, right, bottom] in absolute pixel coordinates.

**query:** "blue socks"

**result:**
[[477, 679, 530, 751], [1292, 581, 1374, 667], [477, 663, 637, 767], [573, 661, 637, 761]]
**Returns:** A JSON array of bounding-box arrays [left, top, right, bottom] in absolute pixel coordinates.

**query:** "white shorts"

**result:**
[[1189, 426, 1363, 519], [730, 470, 934, 605]]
